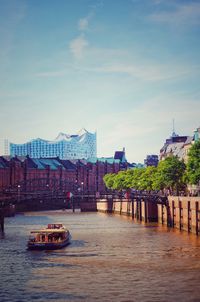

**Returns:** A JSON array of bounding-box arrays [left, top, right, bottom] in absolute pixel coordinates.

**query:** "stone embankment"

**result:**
[[97, 197, 200, 235]]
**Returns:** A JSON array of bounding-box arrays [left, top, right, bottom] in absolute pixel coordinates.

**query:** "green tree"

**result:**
[[187, 140, 200, 185], [112, 171, 127, 190], [139, 166, 157, 191], [103, 173, 116, 189], [103, 155, 188, 195], [154, 156, 186, 194], [130, 168, 145, 190], [123, 169, 136, 189]]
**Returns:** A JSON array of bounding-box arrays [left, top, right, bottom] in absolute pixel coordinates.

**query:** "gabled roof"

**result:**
[[58, 159, 76, 171], [31, 158, 64, 170], [0, 156, 10, 168], [26, 157, 38, 169], [11, 156, 23, 163], [70, 159, 87, 166], [87, 157, 120, 164]]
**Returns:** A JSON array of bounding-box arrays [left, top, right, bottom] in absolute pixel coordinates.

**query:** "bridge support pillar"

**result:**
[[0, 208, 4, 233]]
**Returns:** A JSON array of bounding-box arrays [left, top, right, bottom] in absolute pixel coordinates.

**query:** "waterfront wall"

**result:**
[[157, 196, 200, 235], [97, 197, 200, 235], [97, 199, 158, 222]]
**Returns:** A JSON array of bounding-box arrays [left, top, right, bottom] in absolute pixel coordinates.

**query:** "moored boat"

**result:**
[[27, 223, 71, 250]]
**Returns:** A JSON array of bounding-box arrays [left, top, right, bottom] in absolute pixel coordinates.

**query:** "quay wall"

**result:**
[[158, 196, 200, 235], [97, 197, 200, 235], [97, 199, 157, 222]]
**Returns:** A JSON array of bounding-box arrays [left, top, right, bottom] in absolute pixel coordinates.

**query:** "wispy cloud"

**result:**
[[82, 60, 199, 82], [35, 47, 200, 81], [69, 10, 93, 59], [35, 70, 66, 78], [69, 7, 95, 59], [78, 18, 89, 31], [69, 35, 89, 59], [150, 2, 200, 25], [78, 12, 94, 31]]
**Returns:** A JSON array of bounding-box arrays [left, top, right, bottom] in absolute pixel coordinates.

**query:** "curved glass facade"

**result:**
[[10, 129, 96, 160]]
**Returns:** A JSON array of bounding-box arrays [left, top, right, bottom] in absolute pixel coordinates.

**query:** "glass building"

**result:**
[[10, 129, 96, 160]]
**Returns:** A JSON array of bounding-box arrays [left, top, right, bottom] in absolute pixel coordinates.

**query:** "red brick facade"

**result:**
[[0, 156, 121, 194]]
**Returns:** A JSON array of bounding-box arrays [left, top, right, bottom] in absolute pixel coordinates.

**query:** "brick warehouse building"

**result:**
[[0, 155, 123, 195]]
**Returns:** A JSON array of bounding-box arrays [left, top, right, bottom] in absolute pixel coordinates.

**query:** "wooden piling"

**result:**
[[96, 196, 200, 236], [0, 208, 4, 233], [179, 200, 183, 231], [196, 202, 199, 236], [188, 201, 191, 233], [172, 200, 175, 228]]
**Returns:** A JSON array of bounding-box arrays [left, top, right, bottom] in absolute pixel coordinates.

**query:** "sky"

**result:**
[[0, 0, 200, 163]]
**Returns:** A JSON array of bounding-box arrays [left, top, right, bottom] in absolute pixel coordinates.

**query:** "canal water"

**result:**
[[0, 211, 200, 302]]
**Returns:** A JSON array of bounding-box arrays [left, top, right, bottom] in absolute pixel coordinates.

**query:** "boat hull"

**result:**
[[27, 236, 71, 251]]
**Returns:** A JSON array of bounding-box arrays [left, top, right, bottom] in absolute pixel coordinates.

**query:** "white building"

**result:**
[[9, 128, 96, 160]]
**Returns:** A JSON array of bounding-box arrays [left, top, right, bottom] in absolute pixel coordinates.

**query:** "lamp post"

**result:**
[[81, 182, 84, 202], [46, 183, 49, 199], [17, 185, 21, 203]]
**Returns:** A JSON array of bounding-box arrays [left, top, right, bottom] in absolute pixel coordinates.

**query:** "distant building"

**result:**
[[183, 126, 200, 163], [114, 147, 127, 163], [144, 155, 159, 167], [160, 130, 193, 162], [194, 126, 200, 142], [88, 148, 129, 170], [9, 129, 96, 160], [130, 162, 144, 168], [0, 153, 121, 194]]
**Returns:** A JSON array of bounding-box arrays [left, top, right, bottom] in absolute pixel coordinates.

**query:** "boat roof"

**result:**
[[30, 228, 68, 234], [49, 223, 63, 225]]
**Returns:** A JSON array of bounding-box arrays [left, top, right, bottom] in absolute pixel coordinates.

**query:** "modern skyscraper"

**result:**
[[9, 128, 96, 160]]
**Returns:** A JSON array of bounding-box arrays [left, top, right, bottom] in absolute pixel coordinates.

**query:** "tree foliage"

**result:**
[[186, 140, 200, 185], [155, 156, 186, 193], [103, 155, 187, 194], [103, 173, 116, 189]]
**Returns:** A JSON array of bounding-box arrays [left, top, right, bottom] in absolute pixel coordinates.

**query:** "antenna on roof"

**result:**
[[171, 118, 178, 138]]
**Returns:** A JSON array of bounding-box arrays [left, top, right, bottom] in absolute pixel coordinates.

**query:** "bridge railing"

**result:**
[[98, 192, 168, 205]]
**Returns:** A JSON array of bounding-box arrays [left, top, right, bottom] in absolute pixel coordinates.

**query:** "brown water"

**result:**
[[0, 211, 200, 302]]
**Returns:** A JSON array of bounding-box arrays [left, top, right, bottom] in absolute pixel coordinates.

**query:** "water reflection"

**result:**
[[0, 211, 200, 302]]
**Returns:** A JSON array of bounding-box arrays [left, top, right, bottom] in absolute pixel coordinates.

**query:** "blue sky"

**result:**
[[0, 0, 200, 162]]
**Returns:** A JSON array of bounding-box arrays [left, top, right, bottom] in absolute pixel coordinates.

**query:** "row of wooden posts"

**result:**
[[1, 196, 200, 236], [158, 197, 200, 235], [96, 196, 200, 235]]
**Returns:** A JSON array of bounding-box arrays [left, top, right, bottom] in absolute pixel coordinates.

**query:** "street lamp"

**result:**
[[17, 185, 21, 202], [81, 182, 84, 202]]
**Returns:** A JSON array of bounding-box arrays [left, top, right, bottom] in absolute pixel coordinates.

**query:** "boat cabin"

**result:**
[[27, 223, 70, 250], [30, 228, 67, 244], [47, 223, 64, 229]]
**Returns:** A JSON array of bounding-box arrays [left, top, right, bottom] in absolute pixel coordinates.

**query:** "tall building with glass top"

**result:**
[[9, 129, 96, 160]]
